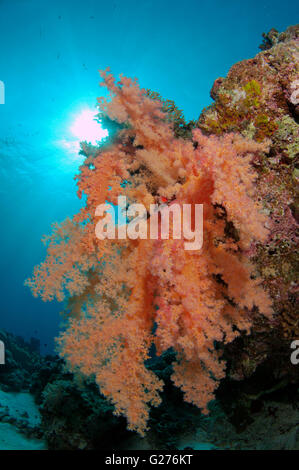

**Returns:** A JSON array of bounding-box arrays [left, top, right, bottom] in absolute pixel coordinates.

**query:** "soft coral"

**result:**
[[26, 70, 272, 435]]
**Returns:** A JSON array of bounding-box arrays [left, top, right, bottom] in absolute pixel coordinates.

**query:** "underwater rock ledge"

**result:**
[[197, 24, 298, 381]]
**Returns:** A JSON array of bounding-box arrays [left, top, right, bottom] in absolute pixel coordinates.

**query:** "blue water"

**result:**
[[0, 0, 298, 353]]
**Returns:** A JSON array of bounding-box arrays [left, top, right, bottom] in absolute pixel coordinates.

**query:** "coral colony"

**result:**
[[26, 69, 273, 435], [25, 21, 298, 441]]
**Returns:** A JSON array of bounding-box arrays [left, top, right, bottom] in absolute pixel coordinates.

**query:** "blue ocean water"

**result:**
[[0, 0, 298, 354]]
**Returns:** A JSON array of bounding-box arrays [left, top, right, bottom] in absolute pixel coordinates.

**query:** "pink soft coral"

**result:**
[[26, 69, 272, 435]]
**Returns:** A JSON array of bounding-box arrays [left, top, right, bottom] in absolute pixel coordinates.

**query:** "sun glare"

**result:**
[[70, 108, 108, 145]]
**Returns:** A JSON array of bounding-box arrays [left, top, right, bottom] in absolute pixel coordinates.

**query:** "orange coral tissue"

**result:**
[[26, 69, 273, 436]]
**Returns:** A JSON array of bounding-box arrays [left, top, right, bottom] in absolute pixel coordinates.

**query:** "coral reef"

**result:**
[[0, 329, 42, 392], [0, 330, 46, 446], [0, 330, 203, 449], [198, 24, 299, 341], [0, 328, 298, 449], [39, 375, 128, 450], [25, 25, 298, 439], [26, 76, 273, 435]]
